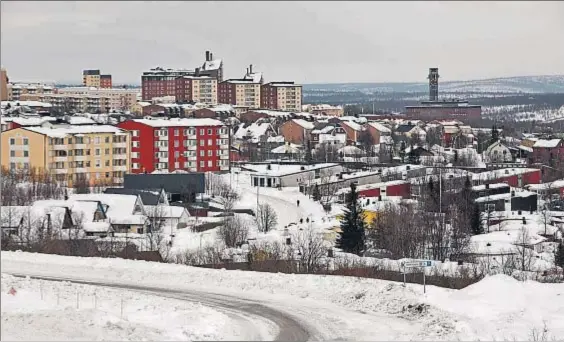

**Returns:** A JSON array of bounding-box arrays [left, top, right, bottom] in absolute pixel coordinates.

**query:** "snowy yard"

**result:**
[[2, 251, 564, 341]]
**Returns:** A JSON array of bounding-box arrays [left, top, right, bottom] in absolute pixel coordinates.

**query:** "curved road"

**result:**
[[8, 273, 313, 341]]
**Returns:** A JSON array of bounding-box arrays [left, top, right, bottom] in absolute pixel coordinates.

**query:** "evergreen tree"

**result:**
[[470, 204, 484, 235], [491, 124, 499, 144], [304, 139, 313, 164], [454, 149, 459, 164], [555, 243, 564, 269], [312, 183, 321, 202], [336, 183, 366, 256]]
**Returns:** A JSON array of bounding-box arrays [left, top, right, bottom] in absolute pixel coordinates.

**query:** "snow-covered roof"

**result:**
[[235, 122, 272, 141], [22, 125, 126, 138], [338, 145, 364, 155], [83, 221, 112, 233], [292, 119, 315, 130], [472, 183, 510, 191], [68, 194, 142, 219], [131, 118, 224, 127], [9, 117, 57, 126], [367, 122, 391, 133], [335, 180, 408, 196], [244, 163, 338, 177], [65, 116, 97, 125], [1, 100, 53, 108], [341, 120, 363, 131], [267, 135, 285, 143], [472, 168, 540, 182], [271, 144, 302, 154], [145, 205, 188, 219], [475, 190, 536, 203], [243, 72, 263, 83], [526, 179, 564, 191], [202, 59, 222, 71], [533, 139, 562, 148]]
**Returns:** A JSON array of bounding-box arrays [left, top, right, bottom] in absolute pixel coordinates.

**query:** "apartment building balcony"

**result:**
[[113, 178, 124, 185], [73, 155, 87, 162], [220, 144, 229, 149], [74, 167, 88, 173], [114, 154, 127, 160], [187, 156, 197, 161], [9, 145, 30, 151], [220, 155, 229, 160], [52, 144, 67, 150], [73, 144, 87, 149], [158, 135, 168, 141], [158, 145, 168, 152], [220, 134, 229, 139], [53, 156, 68, 162], [220, 166, 230, 171], [187, 135, 197, 140], [188, 167, 198, 172], [158, 157, 169, 163], [188, 145, 197, 151], [53, 169, 68, 174], [114, 142, 127, 148], [113, 165, 128, 172]]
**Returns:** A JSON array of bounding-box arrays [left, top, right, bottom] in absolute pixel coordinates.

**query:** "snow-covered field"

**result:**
[[1, 273, 268, 341], [2, 251, 564, 341]]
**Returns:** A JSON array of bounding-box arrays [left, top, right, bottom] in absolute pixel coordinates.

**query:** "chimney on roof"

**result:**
[[246, 67, 249, 75], [249, 64, 253, 74], [195, 67, 201, 77], [205, 51, 211, 62], [210, 52, 213, 60]]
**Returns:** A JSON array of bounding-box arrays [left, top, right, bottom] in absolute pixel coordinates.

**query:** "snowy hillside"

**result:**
[[304, 75, 564, 94]]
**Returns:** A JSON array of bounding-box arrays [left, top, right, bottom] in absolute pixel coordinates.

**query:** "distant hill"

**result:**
[[303, 75, 564, 94]]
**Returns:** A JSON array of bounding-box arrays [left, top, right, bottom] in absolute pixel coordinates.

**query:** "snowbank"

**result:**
[[1, 273, 260, 341], [2, 251, 563, 341]]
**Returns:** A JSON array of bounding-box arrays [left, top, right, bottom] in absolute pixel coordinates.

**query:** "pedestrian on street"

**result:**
[[297, 199, 300, 207]]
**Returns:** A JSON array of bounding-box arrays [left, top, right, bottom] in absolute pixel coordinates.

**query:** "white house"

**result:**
[[245, 163, 343, 188], [485, 141, 513, 162]]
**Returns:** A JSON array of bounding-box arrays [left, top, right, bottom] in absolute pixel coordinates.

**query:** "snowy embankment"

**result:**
[[1, 273, 262, 341], [2, 251, 563, 341]]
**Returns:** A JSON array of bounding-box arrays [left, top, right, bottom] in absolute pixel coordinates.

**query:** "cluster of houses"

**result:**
[[0, 173, 209, 251]]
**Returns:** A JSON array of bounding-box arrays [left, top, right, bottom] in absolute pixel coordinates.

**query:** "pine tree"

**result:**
[[312, 183, 321, 202], [555, 243, 564, 268], [336, 183, 366, 256], [470, 204, 484, 235], [304, 139, 313, 164], [491, 124, 499, 144]]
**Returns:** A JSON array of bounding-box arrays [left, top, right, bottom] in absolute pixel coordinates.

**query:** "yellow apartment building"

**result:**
[[1, 125, 130, 187]]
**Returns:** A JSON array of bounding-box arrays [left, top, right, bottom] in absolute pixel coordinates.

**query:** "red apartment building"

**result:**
[[100, 75, 112, 88], [260, 82, 302, 112], [117, 118, 230, 174], [141, 51, 223, 101]]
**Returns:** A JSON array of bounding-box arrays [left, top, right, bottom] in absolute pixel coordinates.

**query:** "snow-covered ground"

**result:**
[[2, 251, 563, 341], [1, 273, 270, 341]]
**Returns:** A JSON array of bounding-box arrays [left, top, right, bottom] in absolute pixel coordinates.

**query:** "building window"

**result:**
[[208, 160, 212, 167], [174, 129, 179, 136], [174, 140, 179, 148], [208, 139, 213, 145], [200, 150, 205, 157], [23, 151, 29, 157], [200, 161, 204, 168], [95, 160, 101, 168], [208, 150, 213, 157], [23, 138, 29, 145], [105, 137, 110, 143], [200, 129, 204, 135], [207, 129, 212, 135], [133, 141, 140, 148], [132, 130, 139, 137], [9, 138, 15, 145], [133, 162, 139, 169], [94, 137, 101, 144], [105, 148, 110, 155], [10, 150, 15, 157], [200, 140, 205, 146], [95, 148, 101, 156], [105, 160, 110, 167]]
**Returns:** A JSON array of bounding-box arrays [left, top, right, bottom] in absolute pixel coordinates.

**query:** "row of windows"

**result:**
[[154, 128, 228, 137], [51, 148, 126, 157], [154, 149, 228, 159], [147, 138, 228, 148], [10, 150, 29, 157], [50, 159, 128, 169], [48, 136, 126, 145], [143, 159, 229, 170]]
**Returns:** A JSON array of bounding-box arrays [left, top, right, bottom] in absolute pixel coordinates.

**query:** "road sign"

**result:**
[[402, 260, 433, 268]]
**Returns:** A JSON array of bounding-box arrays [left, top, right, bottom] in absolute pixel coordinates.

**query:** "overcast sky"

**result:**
[[1, 1, 563, 85]]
